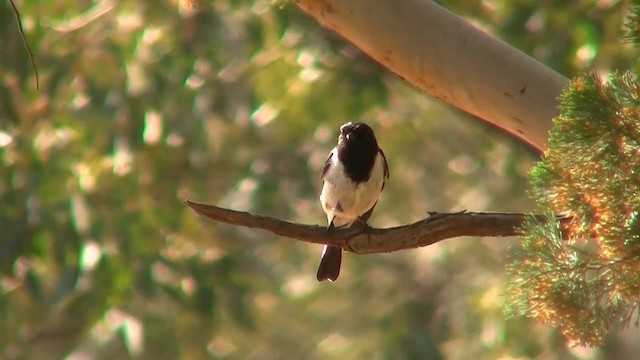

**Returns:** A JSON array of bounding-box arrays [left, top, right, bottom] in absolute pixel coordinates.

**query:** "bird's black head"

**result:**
[[337, 121, 380, 183]]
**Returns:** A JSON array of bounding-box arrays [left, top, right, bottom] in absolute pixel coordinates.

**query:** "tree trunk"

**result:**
[[293, 0, 569, 152]]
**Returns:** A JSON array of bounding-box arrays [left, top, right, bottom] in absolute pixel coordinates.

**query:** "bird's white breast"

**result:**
[[320, 150, 386, 228]]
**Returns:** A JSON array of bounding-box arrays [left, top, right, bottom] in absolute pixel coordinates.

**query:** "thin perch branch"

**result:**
[[185, 200, 568, 254]]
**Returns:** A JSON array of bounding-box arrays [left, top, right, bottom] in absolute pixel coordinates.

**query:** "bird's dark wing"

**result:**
[[321, 149, 334, 179], [379, 148, 389, 189], [359, 201, 378, 223], [360, 149, 388, 222]]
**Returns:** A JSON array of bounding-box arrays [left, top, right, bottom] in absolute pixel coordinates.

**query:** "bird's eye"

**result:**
[[345, 133, 351, 140]]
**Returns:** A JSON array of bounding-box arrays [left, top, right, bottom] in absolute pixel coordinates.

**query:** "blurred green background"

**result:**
[[0, 0, 636, 359]]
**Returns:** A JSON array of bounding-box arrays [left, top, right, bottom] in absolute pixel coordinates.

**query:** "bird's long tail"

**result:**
[[317, 245, 342, 282]]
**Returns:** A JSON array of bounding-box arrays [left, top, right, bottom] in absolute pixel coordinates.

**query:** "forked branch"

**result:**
[[185, 200, 568, 254]]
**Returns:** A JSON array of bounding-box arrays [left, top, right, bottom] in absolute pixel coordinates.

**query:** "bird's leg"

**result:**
[[326, 217, 335, 235], [354, 217, 373, 233]]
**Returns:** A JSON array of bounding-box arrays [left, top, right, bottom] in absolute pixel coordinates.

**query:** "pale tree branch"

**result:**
[[292, 0, 569, 152], [185, 200, 568, 254]]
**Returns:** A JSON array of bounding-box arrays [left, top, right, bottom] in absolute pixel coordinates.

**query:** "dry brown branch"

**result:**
[[185, 200, 568, 254], [9, 0, 39, 89]]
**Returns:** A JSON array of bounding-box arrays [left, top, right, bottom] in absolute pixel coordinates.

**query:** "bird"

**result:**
[[317, 121, 389, 282]]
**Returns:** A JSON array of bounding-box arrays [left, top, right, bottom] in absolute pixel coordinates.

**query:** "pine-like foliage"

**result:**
[[506, 2, 640, 346], [506, 70, 640, 346], [624, 1, 640, 45]]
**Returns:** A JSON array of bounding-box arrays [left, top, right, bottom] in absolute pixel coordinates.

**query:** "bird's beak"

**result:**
[[339, 123, 352, 142]]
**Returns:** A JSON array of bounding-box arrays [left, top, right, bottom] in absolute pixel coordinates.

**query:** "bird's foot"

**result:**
[[354, 218, 373, 233], [326, 219, 336, 235]]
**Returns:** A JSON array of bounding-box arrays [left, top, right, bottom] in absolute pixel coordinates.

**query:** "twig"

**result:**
[[185, 200, 569, 254], [50, 0, 115, 33], [9, 0, 39, 90]]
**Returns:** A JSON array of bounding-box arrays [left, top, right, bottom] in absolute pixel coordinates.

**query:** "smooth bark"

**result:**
[[293, 0, 569, 152]]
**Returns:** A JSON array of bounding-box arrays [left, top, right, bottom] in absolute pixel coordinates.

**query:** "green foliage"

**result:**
[[624, 0, 640, 46], [507, 71, 640, 346], [1, 0, 638, 359]]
